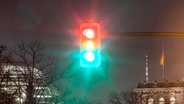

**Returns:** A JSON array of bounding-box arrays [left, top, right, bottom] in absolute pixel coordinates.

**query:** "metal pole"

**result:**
[[145, 55, 149, 82], [162, 43, 165, 80]]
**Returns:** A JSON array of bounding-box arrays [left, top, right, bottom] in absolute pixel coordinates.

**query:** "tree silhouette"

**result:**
[[11, 41, 56, 104], [109, 90, 150, 104], [0, 45, 16, 104]]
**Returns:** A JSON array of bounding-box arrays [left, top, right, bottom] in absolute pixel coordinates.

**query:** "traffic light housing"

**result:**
[[80, 23, 101, 67]]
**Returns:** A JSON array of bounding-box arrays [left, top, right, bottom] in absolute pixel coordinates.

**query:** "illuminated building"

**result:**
[[0, 63, 53, 104], [134, 81, 184, 104]]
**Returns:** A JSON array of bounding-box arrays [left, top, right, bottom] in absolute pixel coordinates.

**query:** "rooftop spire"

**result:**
[[145, 55, 149, 82]]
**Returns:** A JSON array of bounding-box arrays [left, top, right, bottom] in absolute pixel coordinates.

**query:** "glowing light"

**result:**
[[84, 51, 95, 62], [80, 23, 101, 67], [83, 29, 95, 38], [83, 41, 94, 50]]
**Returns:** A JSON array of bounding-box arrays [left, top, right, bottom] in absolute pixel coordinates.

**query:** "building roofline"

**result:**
[[137, 80, 184, 88]]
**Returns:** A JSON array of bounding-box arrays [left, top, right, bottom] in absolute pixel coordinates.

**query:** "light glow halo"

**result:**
[[83, 29, 95, 39], [83, 51, 95, 62], [83, 40, 94, 50]]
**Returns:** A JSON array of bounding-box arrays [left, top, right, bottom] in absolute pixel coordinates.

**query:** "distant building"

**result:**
[[134, 81, 184, 104], [0, 64, 53, 104]]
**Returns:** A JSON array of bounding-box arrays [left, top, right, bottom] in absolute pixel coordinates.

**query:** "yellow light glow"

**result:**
[[83, 41, 94, 50]]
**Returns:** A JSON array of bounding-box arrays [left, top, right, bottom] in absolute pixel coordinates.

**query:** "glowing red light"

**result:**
[[83, 29, 95, 39]]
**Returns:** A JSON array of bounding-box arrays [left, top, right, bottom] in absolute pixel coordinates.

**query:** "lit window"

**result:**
[[148, 98, 154, 104], [159, 97, 165, 104], [170, 97, 176, 104]]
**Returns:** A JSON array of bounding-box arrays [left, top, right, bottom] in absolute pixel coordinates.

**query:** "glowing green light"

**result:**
[[84, 51, 95, 62]]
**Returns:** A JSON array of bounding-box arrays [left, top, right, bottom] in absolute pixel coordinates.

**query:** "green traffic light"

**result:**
[[83, 51, 95, 62], [80, 50, 100, 67]]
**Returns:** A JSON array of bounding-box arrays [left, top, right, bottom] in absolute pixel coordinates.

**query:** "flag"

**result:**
[[160, 52, 164, 65]]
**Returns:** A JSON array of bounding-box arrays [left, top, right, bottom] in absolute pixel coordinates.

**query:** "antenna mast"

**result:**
[[145, 55, 149, 82]]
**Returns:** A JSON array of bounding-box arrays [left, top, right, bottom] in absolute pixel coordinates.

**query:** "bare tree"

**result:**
[[1, 42, 92, 104], [121, 90, 143, 104], [63, 97, 102, 104], [109, 91, 123, 104], [0, 45, 16, 104], [109, 89, 156, 104], [11, 41, 57, 104], [50, 87, 72, 104]]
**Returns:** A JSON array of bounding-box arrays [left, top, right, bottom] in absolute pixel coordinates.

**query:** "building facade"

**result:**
[[0, 64, 53, 104], [134, 81, 184, 104]]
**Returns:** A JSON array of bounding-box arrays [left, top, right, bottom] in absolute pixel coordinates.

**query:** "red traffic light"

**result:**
[[83, 29, 95, 39]]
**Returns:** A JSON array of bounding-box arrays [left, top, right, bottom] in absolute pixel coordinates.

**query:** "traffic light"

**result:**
[[80, 23, 101, 67]]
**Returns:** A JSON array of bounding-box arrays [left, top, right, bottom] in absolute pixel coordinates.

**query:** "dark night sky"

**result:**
[[1, 0, 184, 103]]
